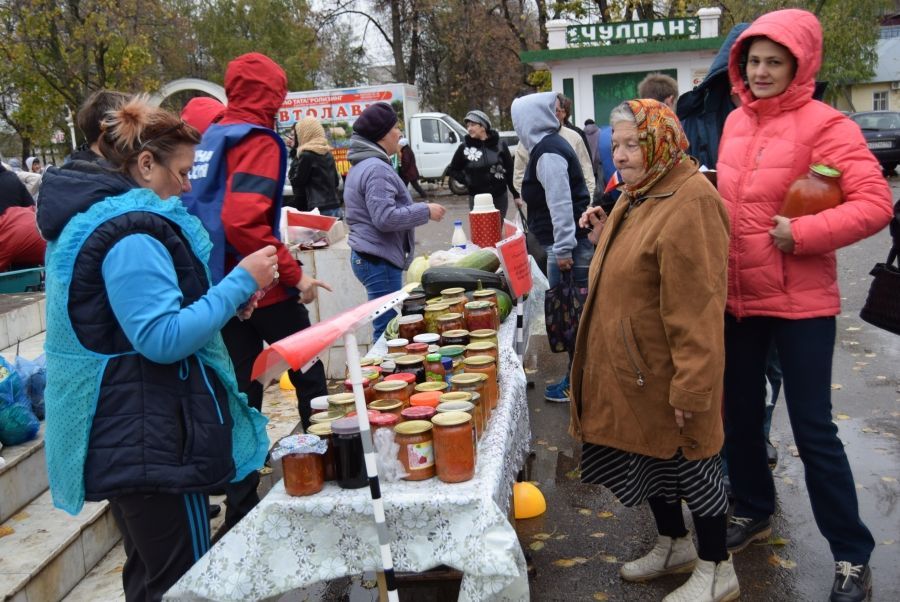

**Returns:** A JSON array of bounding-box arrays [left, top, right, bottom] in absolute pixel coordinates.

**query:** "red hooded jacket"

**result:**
[[218, 53, 298, 308], [717, 9, 893, 319]]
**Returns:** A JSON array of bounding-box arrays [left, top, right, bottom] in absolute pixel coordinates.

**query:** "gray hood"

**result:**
[[347, 134, 391, 166], [511, 92, 560, 153]]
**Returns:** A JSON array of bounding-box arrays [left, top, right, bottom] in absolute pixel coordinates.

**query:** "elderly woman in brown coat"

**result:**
[[572, 99, 737, 602]]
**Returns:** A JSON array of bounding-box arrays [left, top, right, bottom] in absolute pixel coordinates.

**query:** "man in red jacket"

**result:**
[[183, 53, 331, 531]]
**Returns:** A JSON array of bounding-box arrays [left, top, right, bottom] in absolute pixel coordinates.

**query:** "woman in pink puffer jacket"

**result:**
[[717, 9, 892, 602]]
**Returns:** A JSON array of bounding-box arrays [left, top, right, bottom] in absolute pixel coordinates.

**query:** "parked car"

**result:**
[[499, 130, 519, 154], [849, 110, 900, 176]]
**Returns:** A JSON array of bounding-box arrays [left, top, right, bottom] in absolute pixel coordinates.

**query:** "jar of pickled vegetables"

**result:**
[[344, 378, 374, 404], [436, 400, 478, 441], [432, 411, 476, 483], [409, 391, 442, 409], [327, 393, 357, 416], [439, 345, 466, 376], [413, 333, 441, 347], [405, 342, 429, 356], [402, 292, 427, 316], [440, 287, 466, 301], [331, 418, 368, 489], [423, 302, 451, 333], [309, 410, 344, 426]]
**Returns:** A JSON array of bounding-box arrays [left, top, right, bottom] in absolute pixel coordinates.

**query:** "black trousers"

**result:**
[[220, 297, 328, 530], [109, 492, 210, 602]]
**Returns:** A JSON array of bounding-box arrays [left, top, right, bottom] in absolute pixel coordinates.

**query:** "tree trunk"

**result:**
[[536, 0, 548, 49], [390, 0, 407, 82]]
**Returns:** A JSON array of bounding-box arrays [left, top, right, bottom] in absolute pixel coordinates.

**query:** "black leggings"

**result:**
[[648, 497, 727, 562]]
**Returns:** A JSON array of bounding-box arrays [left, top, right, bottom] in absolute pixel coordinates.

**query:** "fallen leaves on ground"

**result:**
[[881, 540, 895, 546], [547, 446, 559, 452], [782, 477, 794, 485], [755, 536, 791, 547], [835, 413, 850, 420], [565, 468, 581, 480], [552, 556, 590, 568], [536, 439, 548, 446], [601, 555, 618, 563], [788, 445, 799, 457], [597, 511, 615, 519], [592, 593, 609, 601], [881, 476, 897, 483], [554, 534, 568, 540], [831, 383, 843, 390], [0, 526, 14, 538], [768, 553, 797, 569], [577, 508, 593, 516], [861, 427, 880, 434], [590, 532, 606, 538], [532, 529, 557, 541], [846, 326, 861, 331], [11, 511, 29, 521], [529, 541, 545, 551]]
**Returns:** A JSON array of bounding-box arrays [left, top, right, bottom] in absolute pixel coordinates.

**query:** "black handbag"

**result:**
[[544, 271, 587, 353], [860, 201, 900, 335]]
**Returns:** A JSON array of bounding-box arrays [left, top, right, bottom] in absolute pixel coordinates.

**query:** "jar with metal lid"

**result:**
[[344, 377, 375, 404], [436, 400, 477, 441], [440, 286, 466, 301], [413, 332, 440, 347], [398, 314, 426, 341], [448, 374, 486, 433], [432, 411, 476, 483], [423, 353, 446, 383], [402, 292, 428, 316], [306, 423, 338, 481], [440, 357, 453, 384], [369, 412, 400, 442], [423, 303, 451, 333], [443, 296, 468, 315], [360, 356, 382, 368], [781, 164, 843, 218], [469, 329, 498, 347], [410, 391, 442, 409], [405, 342, 429, 356], [472, 289, 498, 309], [310, 409, 345, 425], [440, 329, 470, 347], [439, 345, 467, 376], [368, 398, 404, 419], [331, 417, 368, 489], [401, 405, 436, 422], [415, 380, 448, 395], [273, 434, 327, 496], [310, 395, 330, 415], [465, 341, 498, 361], [394, 354, 426, 383], [386, 338, 409, 355], [394, 420, 435, 480], [379, 360, 396, 376], [436, 312, 466, 333], [464, 301, 499, 332], [373, 379, 411, 407], [384, 372, 416, 398], [463, 356, 498, 414], [327, 392, 357, 416]]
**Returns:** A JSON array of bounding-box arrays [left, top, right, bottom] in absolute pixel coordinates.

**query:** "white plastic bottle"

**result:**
[[451, 220, 467, 249]]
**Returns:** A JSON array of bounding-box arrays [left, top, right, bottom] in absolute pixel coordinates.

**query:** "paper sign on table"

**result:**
[[496, 231, 532, 299]]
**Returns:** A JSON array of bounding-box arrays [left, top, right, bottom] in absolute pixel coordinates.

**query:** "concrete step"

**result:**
[[0, 491, 119, 602], [0, 294, 45, 352], [0, 426, 47, 524]]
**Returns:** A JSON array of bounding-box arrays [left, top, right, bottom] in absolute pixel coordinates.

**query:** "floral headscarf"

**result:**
[[294, 117, 331, 156], [620, 99, 689, 198]]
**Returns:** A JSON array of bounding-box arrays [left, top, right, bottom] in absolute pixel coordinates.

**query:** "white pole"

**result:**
[[343, 332, 399, 602]]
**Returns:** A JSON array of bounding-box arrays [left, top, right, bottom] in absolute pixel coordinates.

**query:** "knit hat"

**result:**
[[464, 110, 491, 131], [353, 102, 398, 143]]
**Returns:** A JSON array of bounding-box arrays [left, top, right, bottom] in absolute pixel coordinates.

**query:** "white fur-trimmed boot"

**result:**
[[619, 535, 698, 582], [662, 555, 740, 602]]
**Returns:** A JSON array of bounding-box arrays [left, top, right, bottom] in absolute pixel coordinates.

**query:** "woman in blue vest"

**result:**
[[38, 96, 273, 601]]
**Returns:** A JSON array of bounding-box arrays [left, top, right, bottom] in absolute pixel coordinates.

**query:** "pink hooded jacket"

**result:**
[[717, 9, 893, 319]]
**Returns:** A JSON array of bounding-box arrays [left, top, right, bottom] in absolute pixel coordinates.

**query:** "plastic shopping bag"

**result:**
[[0, 356, 40, 445], [544, 271, 586, 354], [14, 353, 46, 420]]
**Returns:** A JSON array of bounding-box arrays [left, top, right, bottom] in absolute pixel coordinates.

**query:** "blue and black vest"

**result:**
[[181, 123, 287, 284], [522, 133, 591, 246]]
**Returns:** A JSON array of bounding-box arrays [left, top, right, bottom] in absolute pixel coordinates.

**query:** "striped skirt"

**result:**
[[580, 443, 728, 517]]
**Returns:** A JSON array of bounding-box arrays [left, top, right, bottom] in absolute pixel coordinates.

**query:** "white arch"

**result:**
[[149, 78, 227, 106]]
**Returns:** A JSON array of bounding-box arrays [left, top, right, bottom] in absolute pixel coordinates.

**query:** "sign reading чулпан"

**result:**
[[567, 17, 700, 46]]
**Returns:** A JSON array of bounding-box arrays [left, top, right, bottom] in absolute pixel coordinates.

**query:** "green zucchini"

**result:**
[[420, 267, 510, 297]]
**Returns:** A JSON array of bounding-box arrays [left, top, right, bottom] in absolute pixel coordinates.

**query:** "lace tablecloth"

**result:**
[[166, 310, 532, 601]]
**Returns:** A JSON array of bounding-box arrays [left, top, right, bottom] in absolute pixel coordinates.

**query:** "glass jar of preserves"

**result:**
[[440, 329, 470, 347], [465, 341, 498, 361], [306, 423, 338, 481], [464, 301, 499, 332], [373, 379, 411, 407], [781, 164, 843, 218], [331, 417, 368, 489], [368, 398, 404, 419], [439, 345, 467, 376], [344, 378, 374, 404], [472, 289, 498, 309], [443, 296, 468, 315], [405, 342, 429, 356], [423, 303, 451, 333], [379, 360, 396, 376], [423, 353, 446, 383], [436, 312, 466, 333], [415, 380, 448, 395], [394, 420, 435, 480], [432, 411, 476, 483], [436, 400, 477, 441], [410, 391, 442, 409], [468, 329, 498, 347], [441, 357, 454, 384], [369, 412, 400, 442], [310, 410, 344, 426], [384, 372, 416, 398], [402, 292, 427, 316], [394, 355, 426, 384], [386, 338, 409, 355], [413, 333, 441, 347], [448, 373, 486, 434], [310, 394, 330, 416], [274, 434, 327, 496], [463, 355, 498, 414], [327, 392, 357, 416], [440, 286, 466, 301], [397, 314, 426, 341], [401, 405, 436, 422]]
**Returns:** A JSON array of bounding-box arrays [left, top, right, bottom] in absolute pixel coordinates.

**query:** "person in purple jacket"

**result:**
[[343, 102, 446, 341]]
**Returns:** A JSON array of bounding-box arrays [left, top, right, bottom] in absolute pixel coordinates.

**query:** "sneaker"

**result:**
[[726, 515, 772, 553], [662, 556, 740, 602], [766, 439, 778, 468], [620, 535, 697, 582], [830, 561, 872, 602], [544, 375, 570, 403], [208, 504, 221, 519]]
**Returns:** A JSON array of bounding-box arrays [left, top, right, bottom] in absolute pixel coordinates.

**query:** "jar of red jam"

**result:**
[[401, 405, 436, 422], [397, 314, 426, 341], [394, 355, 426, 384], [431, 411, 475, 483], [472, 289, 498, 309], [423, 353, 446, 383], [448, 374, 486, 434], [410, 391, 442, 409], [423, 303, 451, 333], [306, 423, 338, 481], [464, 301, 499, 332], [436, 400, 478, 441], [415, 380, 448, 395], [394, 420, 435, 480], [444, 296, 468, 315], [368, 398, 404, 419], [439, 345, 467, 376], [465, 341, 498, 361], [373, 379, 411, 407], [437, 312, 466, 333], [384, 372, 417, 398], [781, 164, 843, 218], [275, 434, 327, 496], [344, 377, 375, 404], [468, 329, 498, 347], [405, 342, 429, 356], [440, 329, 470, 347], [463, 356, 498, 414], [327, 392, 357, 416]]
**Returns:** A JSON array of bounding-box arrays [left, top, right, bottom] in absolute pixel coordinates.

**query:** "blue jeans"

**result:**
[[723, 314, 874, 564], [320, 206, 343, 219], [350, 250, 403, 343], [543, 237, 594, 290]]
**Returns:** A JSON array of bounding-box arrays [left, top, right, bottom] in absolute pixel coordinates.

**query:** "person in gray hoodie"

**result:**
[[343, 102, 446, 341], [512, 91, 593, 403]]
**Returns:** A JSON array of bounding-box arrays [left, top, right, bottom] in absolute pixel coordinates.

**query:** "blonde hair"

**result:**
[[98, 95, 200, 171]]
